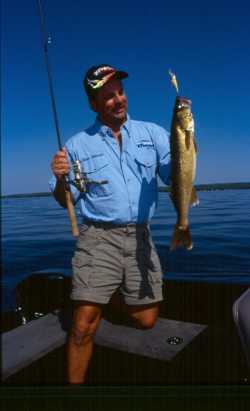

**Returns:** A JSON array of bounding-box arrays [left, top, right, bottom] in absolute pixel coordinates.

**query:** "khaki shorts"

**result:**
[[71, 222, 163, 306]]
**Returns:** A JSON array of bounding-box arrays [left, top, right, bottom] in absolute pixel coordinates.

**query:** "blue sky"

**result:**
[[2, 0, 250, 195]]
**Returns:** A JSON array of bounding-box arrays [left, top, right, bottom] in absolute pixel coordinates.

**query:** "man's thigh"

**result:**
[[71, 224, 123, 304], [121, 226, 163, 306]]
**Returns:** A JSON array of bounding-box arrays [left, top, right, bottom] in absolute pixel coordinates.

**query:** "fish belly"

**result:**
[[171, 134, 195, 227]]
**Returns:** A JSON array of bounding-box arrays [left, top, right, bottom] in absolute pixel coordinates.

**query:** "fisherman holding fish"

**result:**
[[50, 64, 197, 384]]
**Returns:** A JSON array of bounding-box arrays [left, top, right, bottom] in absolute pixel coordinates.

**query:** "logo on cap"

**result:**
[[84, 65, 128, 95], [93, 66, 114, 77], [87, 72, 115, 89]]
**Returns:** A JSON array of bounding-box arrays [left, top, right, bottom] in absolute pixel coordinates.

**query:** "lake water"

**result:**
[[1, 190, 250, 311]]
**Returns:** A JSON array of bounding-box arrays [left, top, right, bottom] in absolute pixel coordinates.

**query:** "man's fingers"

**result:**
[[56, 148, 68, 158], [51, 147, 70, 178], [52, 158, 69, 168], [52, 164, 69, 172], [54, 157, 68, 165]]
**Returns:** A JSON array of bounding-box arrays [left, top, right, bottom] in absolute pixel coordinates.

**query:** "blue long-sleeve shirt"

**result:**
[[49, 114, 171, 224]]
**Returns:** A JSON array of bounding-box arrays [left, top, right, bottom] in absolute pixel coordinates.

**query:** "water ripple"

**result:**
[[2, 190, 250, 310]]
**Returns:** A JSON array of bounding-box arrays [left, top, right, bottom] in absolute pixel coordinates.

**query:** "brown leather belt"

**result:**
[[83, 220, 148, 230]]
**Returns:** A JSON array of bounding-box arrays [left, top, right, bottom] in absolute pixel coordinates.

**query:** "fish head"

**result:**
[[174, 97, 194, 133]]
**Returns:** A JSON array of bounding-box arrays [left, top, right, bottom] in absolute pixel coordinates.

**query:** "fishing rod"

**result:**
[[36, 0, 79, 236]]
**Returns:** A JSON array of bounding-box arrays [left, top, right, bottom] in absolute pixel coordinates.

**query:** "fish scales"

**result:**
[[169, 96, 198, 250]]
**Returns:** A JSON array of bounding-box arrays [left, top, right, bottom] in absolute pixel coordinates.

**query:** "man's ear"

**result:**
[[89, 97, 97, 112]]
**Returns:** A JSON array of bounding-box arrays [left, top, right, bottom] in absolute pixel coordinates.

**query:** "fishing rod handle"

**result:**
[[65, 183, 79, 237]]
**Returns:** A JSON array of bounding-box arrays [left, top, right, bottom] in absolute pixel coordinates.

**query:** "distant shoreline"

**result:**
[[1, 182, 250, 199]]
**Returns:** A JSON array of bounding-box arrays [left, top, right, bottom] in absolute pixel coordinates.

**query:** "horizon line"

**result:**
[[1, 182, 250, 199]]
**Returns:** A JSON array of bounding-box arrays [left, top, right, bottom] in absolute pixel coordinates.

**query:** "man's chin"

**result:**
[[113, 111, 127, 122], [101, 111, 127, 127]]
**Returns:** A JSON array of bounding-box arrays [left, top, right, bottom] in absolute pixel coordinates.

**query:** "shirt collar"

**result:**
[[94, 114, 131, 138]]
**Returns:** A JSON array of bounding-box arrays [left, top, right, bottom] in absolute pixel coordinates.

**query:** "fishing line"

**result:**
[[37, 0, 62, 150]]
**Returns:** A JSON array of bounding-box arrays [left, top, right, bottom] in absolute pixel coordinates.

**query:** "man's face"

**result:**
[[90, 78, 128, 125]]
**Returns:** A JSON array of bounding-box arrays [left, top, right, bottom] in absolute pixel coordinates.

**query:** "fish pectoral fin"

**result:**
[[190, 187, 199, 206], [170, 225, 193, 251]]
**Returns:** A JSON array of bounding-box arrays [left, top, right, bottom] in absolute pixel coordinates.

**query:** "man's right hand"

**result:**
[[51, 147, 70, 180]]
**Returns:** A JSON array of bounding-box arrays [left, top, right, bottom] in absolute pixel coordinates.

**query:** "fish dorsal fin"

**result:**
[[193, 136, 198, 153]]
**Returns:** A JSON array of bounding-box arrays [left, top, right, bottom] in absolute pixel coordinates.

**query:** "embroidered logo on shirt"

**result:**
[[137, 141, 154, 148]]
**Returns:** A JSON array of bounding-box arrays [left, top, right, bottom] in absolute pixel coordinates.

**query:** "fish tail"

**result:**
[[170, 225, 193, 251]]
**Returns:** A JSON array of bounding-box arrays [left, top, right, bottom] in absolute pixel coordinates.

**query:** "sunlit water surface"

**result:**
[[2, 190, 250, 311]]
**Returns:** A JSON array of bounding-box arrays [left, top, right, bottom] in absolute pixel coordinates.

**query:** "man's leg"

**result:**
[[120, 225, 163, 329], [127, 302, 160, 329], [109, 292, 160, 328], [67, 302, 102, 384]]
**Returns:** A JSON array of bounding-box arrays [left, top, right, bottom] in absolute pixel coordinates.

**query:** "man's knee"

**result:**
[[133, 315, 157, 330], [128, 303, 159, 329], [70, 321, 97, 346], [70, 313, 101, 346]]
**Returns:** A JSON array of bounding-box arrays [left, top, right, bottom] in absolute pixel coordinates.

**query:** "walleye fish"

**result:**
[[169, 96, 198, 250]]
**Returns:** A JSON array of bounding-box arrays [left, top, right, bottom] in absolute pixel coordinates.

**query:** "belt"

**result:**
[[83, 220, 148, 230]]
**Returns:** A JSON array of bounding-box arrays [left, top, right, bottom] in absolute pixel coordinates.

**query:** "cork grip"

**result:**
[[65, 189, 79, 237]]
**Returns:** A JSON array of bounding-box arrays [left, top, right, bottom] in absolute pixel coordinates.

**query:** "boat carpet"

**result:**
[[2, 313, 207, 380]]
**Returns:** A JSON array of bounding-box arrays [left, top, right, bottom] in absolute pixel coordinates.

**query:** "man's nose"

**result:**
[[114, 93, 124, 103]]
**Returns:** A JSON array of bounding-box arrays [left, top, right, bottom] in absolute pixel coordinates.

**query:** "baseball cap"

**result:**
[[83, 64, 128, 97]]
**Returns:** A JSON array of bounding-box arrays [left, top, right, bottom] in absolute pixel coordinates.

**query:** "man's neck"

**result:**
[[97, 115, 127, 133], [97, 115, 127, 147]]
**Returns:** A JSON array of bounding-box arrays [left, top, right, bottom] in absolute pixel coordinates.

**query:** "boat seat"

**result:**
[[232, 288, 250, 368]]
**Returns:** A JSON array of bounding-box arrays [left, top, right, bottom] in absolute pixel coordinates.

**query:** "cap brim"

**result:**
[[100, 70, 128, 88], [114, 70, 128, 80]]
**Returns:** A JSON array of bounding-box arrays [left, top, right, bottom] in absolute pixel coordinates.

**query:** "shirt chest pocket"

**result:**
[[134, 142, 157, 174], [134, 140, 157, 165], [80, 153, 111, 197]]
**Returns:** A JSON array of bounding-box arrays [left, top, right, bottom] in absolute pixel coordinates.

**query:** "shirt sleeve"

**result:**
[[151, 124, 171, 185]]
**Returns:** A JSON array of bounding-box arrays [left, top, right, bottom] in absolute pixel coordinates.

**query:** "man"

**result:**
[[50, 64, 171, 384]]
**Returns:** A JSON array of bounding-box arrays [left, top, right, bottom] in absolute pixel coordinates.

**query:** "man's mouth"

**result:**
[[114, 106, 126, 114]]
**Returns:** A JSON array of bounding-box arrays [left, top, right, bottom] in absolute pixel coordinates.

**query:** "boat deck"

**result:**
[[2, 280, 250, 385]]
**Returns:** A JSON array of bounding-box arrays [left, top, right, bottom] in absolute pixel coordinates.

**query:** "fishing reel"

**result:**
[[71, 160, 108, 193]]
